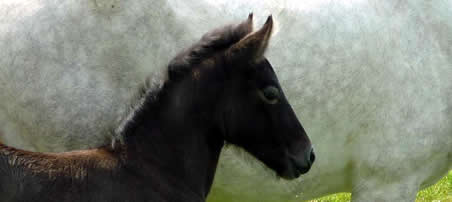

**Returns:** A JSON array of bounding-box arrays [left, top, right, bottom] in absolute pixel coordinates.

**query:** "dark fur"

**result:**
[[0, 14, 312, 202]]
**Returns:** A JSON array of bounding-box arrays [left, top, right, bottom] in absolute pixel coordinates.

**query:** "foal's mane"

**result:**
[[113, 15, 254, 145]]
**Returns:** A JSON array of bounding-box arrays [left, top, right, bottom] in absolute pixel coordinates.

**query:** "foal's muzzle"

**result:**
[[283, 147, 315, 179]]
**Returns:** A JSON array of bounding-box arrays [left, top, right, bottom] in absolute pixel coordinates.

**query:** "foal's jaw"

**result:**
[[241, 144, 314, 180]]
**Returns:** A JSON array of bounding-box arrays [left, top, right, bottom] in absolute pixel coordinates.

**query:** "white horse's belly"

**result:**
[[0, 0, 451, 201]]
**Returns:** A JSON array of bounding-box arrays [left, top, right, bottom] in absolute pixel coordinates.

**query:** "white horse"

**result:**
[[0, 0, 451, 201]]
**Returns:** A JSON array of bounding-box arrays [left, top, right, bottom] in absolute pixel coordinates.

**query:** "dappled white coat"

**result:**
[[0, 0, 451, 201]]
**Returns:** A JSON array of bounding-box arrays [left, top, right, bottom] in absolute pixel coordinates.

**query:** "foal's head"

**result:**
[[166, 14, 314, 179]]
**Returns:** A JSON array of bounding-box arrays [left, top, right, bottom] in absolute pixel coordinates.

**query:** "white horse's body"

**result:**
[[1, 0, 451, 201]]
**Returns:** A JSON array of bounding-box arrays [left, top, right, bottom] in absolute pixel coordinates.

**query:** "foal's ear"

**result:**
[[226, 15, 273, 63], [233, 13, 254, 39]]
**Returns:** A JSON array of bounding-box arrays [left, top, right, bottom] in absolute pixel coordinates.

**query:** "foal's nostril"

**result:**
[[309, 147, 316, 165], [289, 147, 315, 176]]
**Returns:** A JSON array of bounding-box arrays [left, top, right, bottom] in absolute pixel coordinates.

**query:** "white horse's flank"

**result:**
[[1, 0, 451, 201]]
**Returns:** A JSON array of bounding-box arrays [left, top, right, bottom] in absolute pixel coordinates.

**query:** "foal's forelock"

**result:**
[[168, 13, 254, 81]]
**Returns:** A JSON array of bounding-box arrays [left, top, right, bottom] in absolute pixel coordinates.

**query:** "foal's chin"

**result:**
[[274, 157, 312, 180], [278, 163, 311, 180]]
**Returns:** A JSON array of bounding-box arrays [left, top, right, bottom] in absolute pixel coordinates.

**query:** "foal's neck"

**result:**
[[120, 81, 225, 200]]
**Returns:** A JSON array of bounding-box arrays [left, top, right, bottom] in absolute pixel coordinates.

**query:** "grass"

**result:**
[[416, 171, 452, 202], [308, 170, 452, 202]]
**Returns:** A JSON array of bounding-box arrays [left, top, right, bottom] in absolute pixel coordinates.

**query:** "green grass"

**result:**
[[308, 171, 452, 202], [307, 192, 350, 202], [416, 171, 452, 202]]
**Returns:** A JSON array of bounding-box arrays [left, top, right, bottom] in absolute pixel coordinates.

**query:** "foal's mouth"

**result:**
[[280, 150, 315, 180]]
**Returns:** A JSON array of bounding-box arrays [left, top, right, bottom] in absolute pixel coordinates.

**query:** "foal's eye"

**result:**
[[258, 86, 280, 104]]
